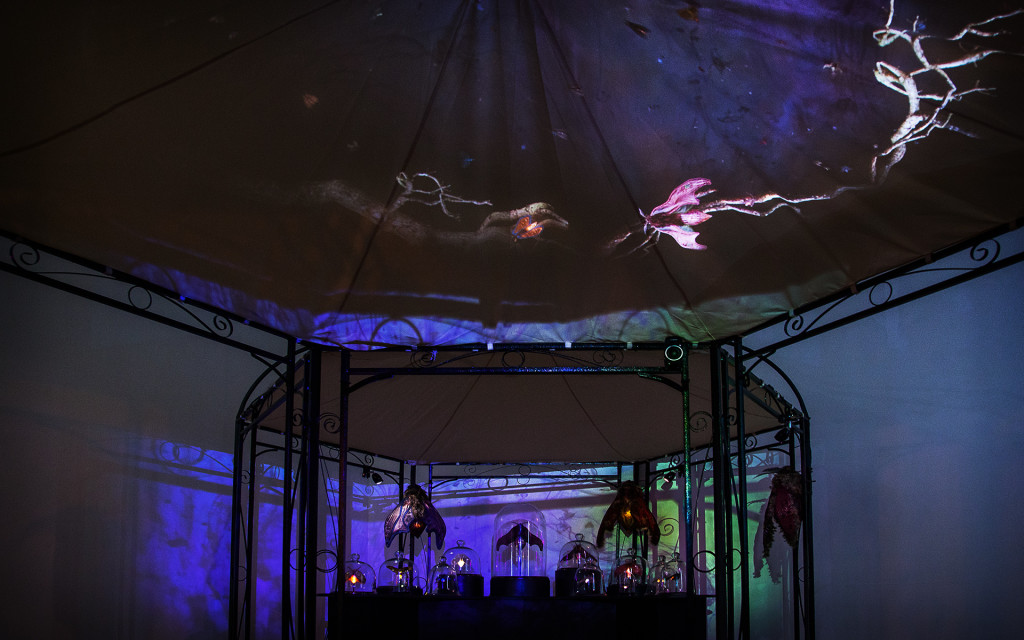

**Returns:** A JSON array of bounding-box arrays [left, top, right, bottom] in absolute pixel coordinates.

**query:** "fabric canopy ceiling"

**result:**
[[2, 0, 1022, 348]]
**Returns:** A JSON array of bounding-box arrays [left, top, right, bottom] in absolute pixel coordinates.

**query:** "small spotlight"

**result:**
[[371, 472, 384, 485], [361, 466, 372, 480], [774, 424, 801, 442], [661, 471, 677, 489]]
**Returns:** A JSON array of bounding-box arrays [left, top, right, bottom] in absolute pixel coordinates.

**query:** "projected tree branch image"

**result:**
[[608, 1, 1024, 254], [306, 171, 569, 248]]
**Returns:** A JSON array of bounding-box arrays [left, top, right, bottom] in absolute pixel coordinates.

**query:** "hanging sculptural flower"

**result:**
[[757, 466, 804, 582]]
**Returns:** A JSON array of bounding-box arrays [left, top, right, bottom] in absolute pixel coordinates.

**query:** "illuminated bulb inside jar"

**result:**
[[453, 555, 470, 572]]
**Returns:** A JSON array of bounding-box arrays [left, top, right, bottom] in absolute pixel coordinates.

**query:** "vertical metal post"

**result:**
[[244, 405, 259, 640], [614, 462, 622, 563], [642, 460, 651, 565], [398, 462, 406, 554], [680, 346, 695, 596], [631, 464, 640, 555], [229, 414, 245, 640], [409, 463, 418, 571], [295, 355, 308, 638], [334, 350, 350, 633], [304, 349, 322, 640], [710, 342, 733, 640], [787, 423, 800, 640], [281, 344, 295, 640], [732, 339, 750, 640], [425, 463, 434, 572], [800, 414, 815, 640]]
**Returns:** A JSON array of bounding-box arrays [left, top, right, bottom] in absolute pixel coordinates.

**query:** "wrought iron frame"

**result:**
[[9, 221, 1019, 640], [746, 217, 1024, 357], [234, 340, 812, 640]]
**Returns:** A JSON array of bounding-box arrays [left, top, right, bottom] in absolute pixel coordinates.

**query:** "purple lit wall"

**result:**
[[766, 260, 1024, 640], [0, 272, 266, 639]]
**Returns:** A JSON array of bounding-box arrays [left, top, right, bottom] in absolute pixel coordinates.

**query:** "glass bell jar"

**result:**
[[555, 533, 602, 596], [377, 551, 418, 595], [608, 548, 647, 596], [442, 539, 484, 597], [342, 553, 376, 594], [491, 503, 549, 597], [573, 558, 604, 596], [426, 558, 458, 596], [650, 551, 685, 595]]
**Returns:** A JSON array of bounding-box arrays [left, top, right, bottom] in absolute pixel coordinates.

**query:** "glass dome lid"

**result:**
[[342, 553, 376, 594], [378, 551, 415, 593], [557, 533, 600, 570], [492, 503, 546, 578], [443, 539, 481, 575]]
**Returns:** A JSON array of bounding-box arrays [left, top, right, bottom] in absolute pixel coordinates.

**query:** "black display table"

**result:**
[[326, 593, 708, 639]]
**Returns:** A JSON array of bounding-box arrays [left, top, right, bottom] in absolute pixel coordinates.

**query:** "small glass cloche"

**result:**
[[377, 551, 415, 594], [442, 538, 485, 596], [555, 533, 602, 596], [608, 548, 647, 596], [426, 558, 458, 595], [443, 539, 481, 575], [650, 551, 685, 594], [573, 558, 604, 596], [342, 553, 376, 594], [557, 533, 600, 571]]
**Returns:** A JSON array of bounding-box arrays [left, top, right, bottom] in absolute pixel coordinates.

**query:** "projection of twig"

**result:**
[[307, 172, 568, 247], [869, 1, 1022, 181], [609, 1, 1022, 254], [391, 172, 492, 219]]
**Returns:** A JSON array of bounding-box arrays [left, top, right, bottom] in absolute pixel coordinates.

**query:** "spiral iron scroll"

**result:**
[[7, 238, 235, 339], [785, 237, 1002, 339]]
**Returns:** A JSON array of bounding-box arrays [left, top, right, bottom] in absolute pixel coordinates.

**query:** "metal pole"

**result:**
[[304, 349, 322, 640], [398, 462, 406, 554], [243, 409, 258, 640], [333, 351, 350, 635], [788, 423, 800, 640], [229, 414, 245, 640], [614, 462, 622, 563], [282, 344, 295, 639], [800, 414, 815, 640], [681, 346, 695, 597], [409, 463, 417, 574], [295, 355, 308, 638], [642, 460, 651, 566], [710, 342, 733, 640], [733, 338, 750, 640]]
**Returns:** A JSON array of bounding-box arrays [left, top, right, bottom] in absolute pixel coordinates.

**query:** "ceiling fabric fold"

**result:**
[[1, 0, 1021, 349]]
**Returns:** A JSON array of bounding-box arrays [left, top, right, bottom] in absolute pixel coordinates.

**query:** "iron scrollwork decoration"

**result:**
[[5, 236, 236, 340], [319, 412, 341, 436], [689, 410, 711, 434], [784, 236, 1004, 340]]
